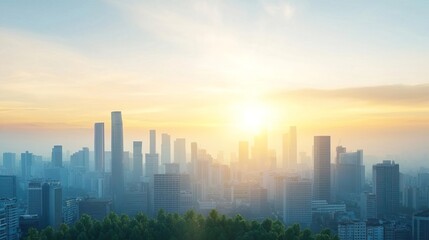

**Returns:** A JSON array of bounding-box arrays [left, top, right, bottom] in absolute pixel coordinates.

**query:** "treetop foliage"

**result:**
[[26, 210, 339, 240]]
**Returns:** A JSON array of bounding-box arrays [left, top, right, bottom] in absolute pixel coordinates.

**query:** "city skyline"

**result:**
[[1, 1, 429, 161]]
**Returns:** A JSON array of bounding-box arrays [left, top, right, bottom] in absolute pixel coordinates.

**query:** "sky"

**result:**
[[1, 0, 429, 168]]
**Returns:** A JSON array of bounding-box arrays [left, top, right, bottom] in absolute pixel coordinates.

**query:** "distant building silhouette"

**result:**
[[283, 126, 297, 172], [373, 160, 400, 218], [94, 122, 105, 173], [313, 136, 331, 202], [161, 134, 171, 168], [2, 153, 16, 175], [111, 111, 125, 212], [133, 141, 143, 181], [145, 130, 159, 179], [335, 149, 365, 201], [173, 138, 186, 173], [21, 151, 33, 181], [51, 145, 62, 168]]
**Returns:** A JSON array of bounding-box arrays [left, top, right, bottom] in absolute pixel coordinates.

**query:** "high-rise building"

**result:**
[[373, 160, 400, 218], [174, 138, 186, 173], [413, 210, 429, 240], [283, 126, 297, 171], [0, 198, 18, 240], [28, 180, 62, 228], [21, 151, 32, 180], [111, 111, 124, 212], [238, 141, 249, 169], [154, 174, 192, 214], [94, 122, 105, 173], [41, 181, 62, 228], [283, 177, 312, 227], [133, 141, 143, 181], [70, 147, 90, 170], [336, 149, 365, 201], [360, 192, 377, 220], [313, 136, 331, 202], [150, 130, 156, 154], [161, 134, 171, 166], [51, 145, 62, 168], [145, 130, 159, 179], [0, 176, 16, 198], [28, 181, 43, 218], [2, 153, 16, 175]]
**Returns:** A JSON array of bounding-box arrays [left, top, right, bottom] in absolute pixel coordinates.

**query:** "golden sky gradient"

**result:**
[[1, 1, 429, 165]]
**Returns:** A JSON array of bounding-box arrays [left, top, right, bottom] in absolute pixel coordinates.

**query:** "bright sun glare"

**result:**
[[233, 102, 276, 135]]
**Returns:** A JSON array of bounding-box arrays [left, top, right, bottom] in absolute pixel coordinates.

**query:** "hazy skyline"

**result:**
[[1, 1, 429, 163]]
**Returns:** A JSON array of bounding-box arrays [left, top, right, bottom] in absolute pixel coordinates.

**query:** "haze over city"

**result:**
[[1, 1, 429, 240], [1, 1, 429, 166]]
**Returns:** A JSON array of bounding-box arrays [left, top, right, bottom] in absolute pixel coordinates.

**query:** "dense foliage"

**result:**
[[26, 210, 339, 240]]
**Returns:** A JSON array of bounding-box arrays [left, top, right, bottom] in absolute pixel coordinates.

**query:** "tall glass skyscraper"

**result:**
[[111, 111, 124, 212], [94, 122, 105, 173], [313, 136, 331, 202]]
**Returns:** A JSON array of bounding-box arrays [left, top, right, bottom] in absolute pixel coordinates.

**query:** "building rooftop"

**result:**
[[414, 210, 429, 218]]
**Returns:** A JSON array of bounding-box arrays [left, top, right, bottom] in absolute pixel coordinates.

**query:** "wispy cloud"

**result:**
[[263, 1, 295, 19]]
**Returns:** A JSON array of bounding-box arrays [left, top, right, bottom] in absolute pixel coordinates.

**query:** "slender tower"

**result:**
[[111, 111, 124, 212], [313, 136, 331, 202], [94, 123, 105, 173]]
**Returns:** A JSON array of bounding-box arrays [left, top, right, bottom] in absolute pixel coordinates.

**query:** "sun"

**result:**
[[232, 101, 275, 135]]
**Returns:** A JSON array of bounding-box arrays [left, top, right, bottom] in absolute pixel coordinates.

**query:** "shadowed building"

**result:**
[[313, 136, 331, 202], [111, 111, 125, 212]]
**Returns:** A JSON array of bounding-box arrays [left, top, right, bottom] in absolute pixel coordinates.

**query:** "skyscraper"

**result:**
[[283, 126, 297, 171], [111, 111, 124, 212], [313, 136, 331, 202], [133, 141, 143, 181], [336, 149, 365, 201], [51, 145, 62, 168], [28, 181, 43, 218], [2, 153, 16, 174], [154, 174, 192, 214], [145, 130, 159, 178], [150, 130, 156, 154], [41, 181, 62, 228], [161, 134, 171, 166], [174, 138, 186, 173], [283, 177, 312, 227], [373, 160, 400, 218], [94, 122, 105, 173], [21, 151, 32, 180]]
